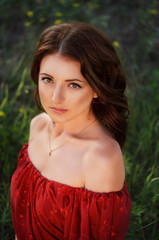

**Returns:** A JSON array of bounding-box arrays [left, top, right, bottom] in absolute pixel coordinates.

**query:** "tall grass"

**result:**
[[0, 0, 159, 239], [124, 75, 159, 239]]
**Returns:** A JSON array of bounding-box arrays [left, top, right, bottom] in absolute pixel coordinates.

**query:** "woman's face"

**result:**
[[38, 53, 97, 123]]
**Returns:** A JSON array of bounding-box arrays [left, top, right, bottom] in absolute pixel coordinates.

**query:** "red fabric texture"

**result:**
[[11, 143, 131, 240]]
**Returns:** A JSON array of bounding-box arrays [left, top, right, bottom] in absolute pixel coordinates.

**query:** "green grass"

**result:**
[[0, 0, 159, 239]]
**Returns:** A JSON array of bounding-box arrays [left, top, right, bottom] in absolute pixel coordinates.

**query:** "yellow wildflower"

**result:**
[[24, 21, 31, 27], [40, 17, 46, 22], [24, 89, 29, 94], [26, 11, 34, 17], [73, 3, 80, 7], [54, 19, 62, 25], [113, 41, 119, 48], [147, 9, 158, 15], [0, 111, 5, 117], [56, 12, 63, 17], [19, 108, 24, 113]]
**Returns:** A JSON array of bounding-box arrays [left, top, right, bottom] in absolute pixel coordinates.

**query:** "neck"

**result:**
[[51, 113, 97, 139]]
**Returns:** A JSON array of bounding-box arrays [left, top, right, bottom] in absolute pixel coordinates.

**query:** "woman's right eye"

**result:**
[[41, 77, 53, 84]]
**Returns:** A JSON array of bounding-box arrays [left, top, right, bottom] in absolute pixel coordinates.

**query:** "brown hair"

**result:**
[[31, 22, 129, 149]]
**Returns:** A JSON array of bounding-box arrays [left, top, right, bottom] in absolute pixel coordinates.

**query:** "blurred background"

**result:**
[[0, 0, 159, 239]]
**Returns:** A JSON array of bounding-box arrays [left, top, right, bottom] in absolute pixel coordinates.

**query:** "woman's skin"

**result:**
[[28, 53, 125, 192]]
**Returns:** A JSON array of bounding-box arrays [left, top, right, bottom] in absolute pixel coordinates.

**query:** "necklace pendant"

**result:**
[[49, 151, 52, 157]]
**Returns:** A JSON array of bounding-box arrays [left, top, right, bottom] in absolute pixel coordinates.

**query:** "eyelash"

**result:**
[[41, 77, 82, 89]]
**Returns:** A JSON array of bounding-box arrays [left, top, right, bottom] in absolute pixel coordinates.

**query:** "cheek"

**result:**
[[38, 84, 50, 106], [69, 90, 93, 108], [39, 86, 45, 102]]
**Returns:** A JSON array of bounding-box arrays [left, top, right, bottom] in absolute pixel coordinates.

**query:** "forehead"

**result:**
[[40, 53, 82, 75]]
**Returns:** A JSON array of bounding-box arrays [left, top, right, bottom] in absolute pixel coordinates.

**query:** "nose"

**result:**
[[52, 85, 65, 103]]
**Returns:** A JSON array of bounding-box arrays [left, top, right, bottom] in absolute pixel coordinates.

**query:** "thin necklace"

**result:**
[[48, 119, 96, 157]]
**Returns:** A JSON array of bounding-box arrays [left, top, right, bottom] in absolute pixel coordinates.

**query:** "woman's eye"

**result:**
[[41, 77, 53, 84], [69, 83, 81, 89]]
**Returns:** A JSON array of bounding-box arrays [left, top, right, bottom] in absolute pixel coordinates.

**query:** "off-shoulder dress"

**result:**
[[11, 143, 131, 240]]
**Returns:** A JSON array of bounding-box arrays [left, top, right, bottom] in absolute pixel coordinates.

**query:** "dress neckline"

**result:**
[[23, 143, 127, 194]]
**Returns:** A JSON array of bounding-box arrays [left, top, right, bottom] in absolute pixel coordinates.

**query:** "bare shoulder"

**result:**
[[29, 112, 52, 142], [83, 136, 125, 193]]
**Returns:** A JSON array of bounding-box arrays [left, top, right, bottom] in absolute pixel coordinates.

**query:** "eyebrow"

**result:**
[[39, 73, 84, 83]]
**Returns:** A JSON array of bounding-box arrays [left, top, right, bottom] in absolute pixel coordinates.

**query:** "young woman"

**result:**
[[11, 22, 131, 240]]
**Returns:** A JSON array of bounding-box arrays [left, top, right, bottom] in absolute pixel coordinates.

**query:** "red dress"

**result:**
[[11, 143, 131, 240]]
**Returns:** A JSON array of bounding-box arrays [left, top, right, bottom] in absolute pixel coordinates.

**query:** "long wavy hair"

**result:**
[[31, 22, 129, 149]]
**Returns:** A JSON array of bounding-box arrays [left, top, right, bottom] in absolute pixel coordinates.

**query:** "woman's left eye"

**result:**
[[69, 83, 81, 89]]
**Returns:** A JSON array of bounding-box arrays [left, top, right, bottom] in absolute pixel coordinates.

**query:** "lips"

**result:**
[[50, 107, 68, 114]]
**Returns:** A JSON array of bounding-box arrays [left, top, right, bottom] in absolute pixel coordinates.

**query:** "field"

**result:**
[[0, 0, 159, 239]]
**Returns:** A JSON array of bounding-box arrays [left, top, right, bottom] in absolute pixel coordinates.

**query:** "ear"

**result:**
[[93, 92, 98, 98]]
